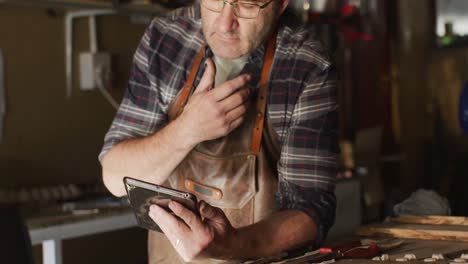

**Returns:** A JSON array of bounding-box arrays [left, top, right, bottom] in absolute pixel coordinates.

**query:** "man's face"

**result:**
[[201, 0, 287, 59]]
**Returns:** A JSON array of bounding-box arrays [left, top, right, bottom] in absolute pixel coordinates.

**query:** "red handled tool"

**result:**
[[285, 240, 380, 263]]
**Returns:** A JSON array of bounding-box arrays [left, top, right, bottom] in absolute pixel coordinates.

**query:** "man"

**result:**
[[99, 0, 339, 263]]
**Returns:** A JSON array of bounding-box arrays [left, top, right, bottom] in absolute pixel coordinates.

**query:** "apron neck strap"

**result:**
[[175, 43, 207, 110], [250, 32, 276, 153]]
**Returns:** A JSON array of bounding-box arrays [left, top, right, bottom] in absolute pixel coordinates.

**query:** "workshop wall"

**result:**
[[0, 4, 152, 264], [426, 48, 468, 216], [394, 0, 468, 214], [393, 0, 433, 194], [0, 5, 146, 188], [428, 51, 468, 141]]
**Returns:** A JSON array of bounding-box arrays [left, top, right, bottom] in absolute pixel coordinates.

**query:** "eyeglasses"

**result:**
[[201, 0, 275, 19]]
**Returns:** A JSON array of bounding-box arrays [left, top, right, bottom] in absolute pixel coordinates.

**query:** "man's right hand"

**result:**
[[101, 58, 251, 196], [178, 57, 251, 146]]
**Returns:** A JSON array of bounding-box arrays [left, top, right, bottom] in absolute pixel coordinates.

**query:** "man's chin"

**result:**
[[210, 47, 246, 60]]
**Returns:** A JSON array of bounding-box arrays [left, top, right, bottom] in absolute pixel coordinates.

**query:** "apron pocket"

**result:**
[[174, 150, 256, 210]]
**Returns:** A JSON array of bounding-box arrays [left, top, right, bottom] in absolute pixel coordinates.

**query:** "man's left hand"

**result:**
[[149, 200, 237, 262]]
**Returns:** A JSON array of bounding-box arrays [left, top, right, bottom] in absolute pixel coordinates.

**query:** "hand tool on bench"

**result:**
[[283, 240, 380, 263]]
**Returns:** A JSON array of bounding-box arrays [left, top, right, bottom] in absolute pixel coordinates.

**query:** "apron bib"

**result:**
[[148, 34, 280, 264]]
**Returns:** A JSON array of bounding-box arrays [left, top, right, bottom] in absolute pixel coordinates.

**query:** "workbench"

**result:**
[[26, 206, 468, 264], [27, 207, 137, 264], [246, 215, 468, 263]]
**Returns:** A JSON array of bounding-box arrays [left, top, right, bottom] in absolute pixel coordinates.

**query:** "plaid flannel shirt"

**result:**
[[99, 5, 339, 247]]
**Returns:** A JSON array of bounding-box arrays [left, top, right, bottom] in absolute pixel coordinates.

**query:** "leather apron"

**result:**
[[148, 35, 280, 264]]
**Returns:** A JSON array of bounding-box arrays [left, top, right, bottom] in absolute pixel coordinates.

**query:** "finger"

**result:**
[[149, 205, 189, 240], [169, 201, 205, 231], [218, 88, 250, 113], [227, 115, 245, 134], [193, 57, 215, 94], [224, 103, 247, 123], [199, 200, 228, 224], [211, 74, 251, 101]]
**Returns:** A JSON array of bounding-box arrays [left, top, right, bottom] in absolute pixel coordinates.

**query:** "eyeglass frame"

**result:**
[[201, 0, 276, 19]]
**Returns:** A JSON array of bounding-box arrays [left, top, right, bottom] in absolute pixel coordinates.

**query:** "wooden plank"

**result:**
[[379, 238, 468, 260], [389, 215, 468, 226], [356, 223, 468, 242]]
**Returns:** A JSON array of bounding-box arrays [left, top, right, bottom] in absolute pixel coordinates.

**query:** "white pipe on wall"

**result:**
[[89, 15, 98, 54], [0, 49, 5, 143], [64, 9, 115, 98]]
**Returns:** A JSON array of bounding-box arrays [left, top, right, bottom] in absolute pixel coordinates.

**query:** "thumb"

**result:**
[[199, 200, 227, 224], [193, 57, 216, 94]]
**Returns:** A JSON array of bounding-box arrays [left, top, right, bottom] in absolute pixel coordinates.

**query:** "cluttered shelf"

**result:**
[[0, 0, 193, 14]]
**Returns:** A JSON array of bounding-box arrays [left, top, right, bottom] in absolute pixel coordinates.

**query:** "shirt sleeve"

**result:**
[[275, 65, 340, 247], [98, 20, 168, 162]]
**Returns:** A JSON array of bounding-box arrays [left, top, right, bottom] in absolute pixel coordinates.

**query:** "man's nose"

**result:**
[[217, 2, 239, 31]]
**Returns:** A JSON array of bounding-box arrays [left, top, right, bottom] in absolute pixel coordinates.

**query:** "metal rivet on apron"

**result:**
[[185, 180, 192, 189], [257, 111, 263, 117]]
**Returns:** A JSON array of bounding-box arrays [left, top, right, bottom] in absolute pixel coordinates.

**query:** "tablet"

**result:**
[[124, 177, 198, 232]]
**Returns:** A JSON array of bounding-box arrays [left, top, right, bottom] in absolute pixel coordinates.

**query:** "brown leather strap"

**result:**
[[173, 44, 206, 110], [250, 33, 277, 153]]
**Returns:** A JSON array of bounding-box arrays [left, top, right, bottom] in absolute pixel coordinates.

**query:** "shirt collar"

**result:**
[[201, 43, 266, 90]]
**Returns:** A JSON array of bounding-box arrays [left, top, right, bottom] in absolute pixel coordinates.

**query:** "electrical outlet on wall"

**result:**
[[79, 52, 111, 91]]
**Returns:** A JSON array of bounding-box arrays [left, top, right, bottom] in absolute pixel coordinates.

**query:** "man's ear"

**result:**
[[278, 0, 289, 16]]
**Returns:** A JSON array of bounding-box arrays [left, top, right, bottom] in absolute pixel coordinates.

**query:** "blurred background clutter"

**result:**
[[2, 0, 468, 263]]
